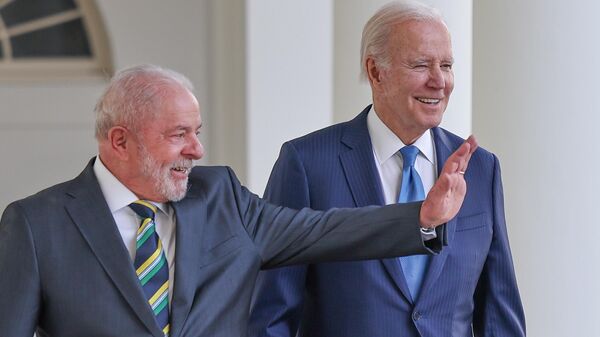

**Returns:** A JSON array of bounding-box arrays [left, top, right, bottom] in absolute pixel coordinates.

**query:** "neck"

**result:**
[[372, 105, 425, 145]]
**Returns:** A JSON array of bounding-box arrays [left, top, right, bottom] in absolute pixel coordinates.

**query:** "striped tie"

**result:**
[[129, 200, 170, 337]]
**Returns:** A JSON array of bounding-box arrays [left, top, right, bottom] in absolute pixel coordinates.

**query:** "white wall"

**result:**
[[0, 81, 100, 210], [474, 1, 600, 335], [206, 0, 248, 183], [0, 1, 211, 210]]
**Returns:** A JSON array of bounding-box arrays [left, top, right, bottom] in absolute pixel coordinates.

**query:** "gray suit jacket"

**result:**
[[0, 158, 443, 337]]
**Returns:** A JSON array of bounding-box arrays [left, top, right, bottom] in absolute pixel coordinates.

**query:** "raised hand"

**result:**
[[420, 135, 478, 228]]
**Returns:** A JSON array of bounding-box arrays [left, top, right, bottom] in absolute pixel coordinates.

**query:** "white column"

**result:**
[[474, 2, 600, 335], [246, 0, 334, 194], [333, 0, 472, 138]]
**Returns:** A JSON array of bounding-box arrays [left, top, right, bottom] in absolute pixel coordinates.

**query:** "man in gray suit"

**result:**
[[0, 64, 476, 337]]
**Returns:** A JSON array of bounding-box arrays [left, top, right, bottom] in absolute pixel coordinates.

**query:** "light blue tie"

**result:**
[[398, 145, 429, 300]]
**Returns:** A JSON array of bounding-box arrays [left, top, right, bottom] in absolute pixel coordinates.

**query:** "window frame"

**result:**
[[0, 0, 113, 81]]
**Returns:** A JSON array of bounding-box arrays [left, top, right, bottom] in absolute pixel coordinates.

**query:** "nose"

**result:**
[[184, 134, 204, 160], [427, 66, 446, 89]]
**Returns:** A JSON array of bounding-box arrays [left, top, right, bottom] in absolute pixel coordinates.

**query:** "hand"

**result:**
[[420, 135, 478, 229]]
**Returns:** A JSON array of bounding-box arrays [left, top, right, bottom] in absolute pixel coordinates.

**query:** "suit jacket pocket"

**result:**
[[455, 212, 488, 232], [198, 235, 242, 268]]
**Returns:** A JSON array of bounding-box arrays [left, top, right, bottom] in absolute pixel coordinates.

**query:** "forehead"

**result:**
[[388, 19, 452, 58], [144, 87, 201, 130]]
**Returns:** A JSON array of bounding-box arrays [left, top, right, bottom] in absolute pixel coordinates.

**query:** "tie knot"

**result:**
[[129, 200, 157, 220], [400, 145, 420, 167]]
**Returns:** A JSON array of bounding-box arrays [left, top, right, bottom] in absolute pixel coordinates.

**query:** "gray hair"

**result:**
[[94, 64, 194, 140], [360, 0, 445, 80]]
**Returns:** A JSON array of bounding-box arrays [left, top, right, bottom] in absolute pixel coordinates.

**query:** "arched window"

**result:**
[[0, 0, 112, 80]]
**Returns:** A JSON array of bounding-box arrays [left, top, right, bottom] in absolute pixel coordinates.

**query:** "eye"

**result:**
[[441, 63, 453, 70]]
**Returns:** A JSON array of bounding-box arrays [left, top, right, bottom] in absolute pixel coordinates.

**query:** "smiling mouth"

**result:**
[[416, 97, 442, 104], [171, 167, 190, 175]]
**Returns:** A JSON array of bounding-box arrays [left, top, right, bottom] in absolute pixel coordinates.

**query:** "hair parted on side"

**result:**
[[360, 0, 445, 81], [94, 64, 195, 140]]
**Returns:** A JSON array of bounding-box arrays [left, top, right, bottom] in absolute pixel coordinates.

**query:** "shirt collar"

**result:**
[[366, 106, 435, 165], [93, 156, 169, 215]]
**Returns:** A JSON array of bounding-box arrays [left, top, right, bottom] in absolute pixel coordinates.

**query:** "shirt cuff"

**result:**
[[420, 227, 437, 241]]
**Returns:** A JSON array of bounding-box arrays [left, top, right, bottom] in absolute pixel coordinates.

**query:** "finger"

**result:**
[[441, 145, 466, 176], [460, 135, 478, 172], [466, 135, 478, 154], [450, 135, 478, 175]]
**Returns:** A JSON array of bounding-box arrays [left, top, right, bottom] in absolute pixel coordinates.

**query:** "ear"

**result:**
[[366, 57, 383, 89], [106, 126, 131, 160]]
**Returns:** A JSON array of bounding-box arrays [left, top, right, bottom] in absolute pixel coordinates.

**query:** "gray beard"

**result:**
[[138, 144, 191, 202]]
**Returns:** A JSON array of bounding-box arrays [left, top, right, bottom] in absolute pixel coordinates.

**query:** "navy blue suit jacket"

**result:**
[[249, 107, 525, 337]]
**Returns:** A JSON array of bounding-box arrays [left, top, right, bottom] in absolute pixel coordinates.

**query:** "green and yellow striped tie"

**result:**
[[129, 200, 170, 336]]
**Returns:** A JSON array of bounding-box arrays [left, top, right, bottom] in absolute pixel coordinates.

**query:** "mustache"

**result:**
[[171, 159, 193, 169]]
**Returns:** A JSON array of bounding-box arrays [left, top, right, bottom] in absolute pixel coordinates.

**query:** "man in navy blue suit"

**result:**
[[249, 1, 525, 336]]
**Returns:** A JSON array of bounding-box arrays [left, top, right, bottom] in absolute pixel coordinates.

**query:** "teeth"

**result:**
[[171, 160, 193, 174], [172, 167, 188, 173], [416, 98, 441, 104]]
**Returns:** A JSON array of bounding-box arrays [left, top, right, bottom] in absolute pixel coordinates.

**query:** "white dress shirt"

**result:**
[[93, 156, 176, 306], [367, 107, 438, 234]]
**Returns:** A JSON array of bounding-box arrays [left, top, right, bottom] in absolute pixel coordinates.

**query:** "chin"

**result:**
[[157, 179, 189, 202], [420, 113, 444, 129]]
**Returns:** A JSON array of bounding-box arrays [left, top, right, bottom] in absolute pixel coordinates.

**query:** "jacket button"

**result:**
[[412, 311, 422, 321]]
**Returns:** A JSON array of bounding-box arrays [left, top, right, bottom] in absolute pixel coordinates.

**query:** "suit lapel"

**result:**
[[66, 159, 163, 337], [339, 107, 414, 303], [417, 128, 459, 298], [169, 182, 206, 337], [339, 109, 385, 208]]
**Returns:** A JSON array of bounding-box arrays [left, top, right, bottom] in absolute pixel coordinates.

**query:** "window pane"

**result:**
[[11, 18, 91, 57], [1, 0, 77, 28]]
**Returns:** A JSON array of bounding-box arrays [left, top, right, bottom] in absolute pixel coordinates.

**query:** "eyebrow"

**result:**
[[412, 57, 455, 64], [165, 124, 202, 135], [175, 122, 202, 130]]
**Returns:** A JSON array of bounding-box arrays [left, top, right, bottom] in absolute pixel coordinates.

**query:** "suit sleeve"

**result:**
[[248, 142, 312, 337], [0, 202, 41, 337], [228, 154, 433, 269], [472, 155, 526, 336]]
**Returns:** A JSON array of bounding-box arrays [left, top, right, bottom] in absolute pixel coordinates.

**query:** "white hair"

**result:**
[[360, 0, 445, 80], [94, 64, 194, 140]]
